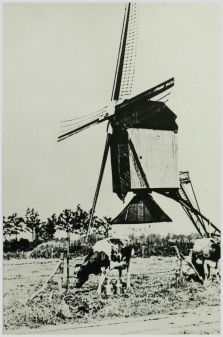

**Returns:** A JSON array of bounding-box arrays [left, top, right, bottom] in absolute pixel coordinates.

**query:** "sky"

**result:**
[[2, 2, 221, 235]]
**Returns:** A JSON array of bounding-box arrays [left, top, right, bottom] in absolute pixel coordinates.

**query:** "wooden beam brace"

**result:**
[[154, 189, 220, 235], [178, 198, 220, 233], [180, 204, 203, 237], [180, 184, 207, 234], [85, 133, 111, 242]]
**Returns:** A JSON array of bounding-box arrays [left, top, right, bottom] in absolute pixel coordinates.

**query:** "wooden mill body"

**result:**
[[110, 82, 179, 202]]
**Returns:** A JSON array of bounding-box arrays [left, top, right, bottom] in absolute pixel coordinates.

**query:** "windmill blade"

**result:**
[[111, 3, 139, 102], [58, 77, 174, 142], [58, 105, 114, 142], [116, 77, 174, 110], [58, 4, 139, 142], [58, 119, 99, 142]]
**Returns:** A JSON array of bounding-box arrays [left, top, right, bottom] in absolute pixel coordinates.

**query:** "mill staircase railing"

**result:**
[[178, 171, 220, 238]]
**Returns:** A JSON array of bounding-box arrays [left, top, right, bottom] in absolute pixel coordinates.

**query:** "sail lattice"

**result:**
[[118, 3, 139, 100]]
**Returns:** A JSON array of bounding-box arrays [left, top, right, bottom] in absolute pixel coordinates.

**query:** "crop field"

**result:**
[[3, 256, 221, 333]]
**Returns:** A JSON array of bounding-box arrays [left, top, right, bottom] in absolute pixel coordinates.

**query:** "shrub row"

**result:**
[[3, 234, 104, 260], [3, 235, 195, 260], [135, 242, 194, 257]]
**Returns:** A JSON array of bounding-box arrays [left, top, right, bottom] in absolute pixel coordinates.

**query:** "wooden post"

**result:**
[[67, 233, 70, 256], [67, 246, 69, 288], [142, 245, 146, 258], [32, 227, 35, 242], [57, 276, 63, 294], [59, 252, 64, 274], [62, 250, 67, 288], [62, 248, 69, 291]]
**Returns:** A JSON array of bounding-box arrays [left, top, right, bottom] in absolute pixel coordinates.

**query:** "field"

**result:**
[[3, 256, 221, 333]]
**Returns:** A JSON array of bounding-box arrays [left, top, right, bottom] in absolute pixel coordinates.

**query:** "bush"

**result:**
[[3, 233, 107, 260], [3, 239, 34, 254], [69, 233, 105, 257], [28, 240, 68, 259], [27, 234, 104, 259], [135, 239, 194, 258]]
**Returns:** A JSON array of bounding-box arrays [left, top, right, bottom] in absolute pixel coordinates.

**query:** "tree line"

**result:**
[[3, 205, 112, 244], [130, 232, 201, 257], [3, 206, 202, 259]]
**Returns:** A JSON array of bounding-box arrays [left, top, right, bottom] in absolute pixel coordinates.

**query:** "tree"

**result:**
[[146, 233, 155, 245], [165, 232, 171, 241], [56, 206, 112, 243], [74, 204, 89, 235], [57, 209, 77, 235], [39, 214, 57, 242], [89, 215, 103, 235], [56, 208, 82, 254], [3, 214, 24, 241], [25, 208, 40, 242], [3, 216, 12, 240], [178, 234, 186, 243], [139, 233, 146, 244], [171, 233, 178, 241], [88, 213, 112, 238], [102, 216, 112, 237]]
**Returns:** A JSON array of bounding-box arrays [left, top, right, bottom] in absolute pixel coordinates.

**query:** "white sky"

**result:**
[[2, 2, 221, 234]]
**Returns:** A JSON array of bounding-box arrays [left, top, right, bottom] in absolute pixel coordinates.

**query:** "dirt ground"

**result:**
[[3, 256, 221, 333]]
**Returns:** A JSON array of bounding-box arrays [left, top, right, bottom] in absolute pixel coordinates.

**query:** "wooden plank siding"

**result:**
[[128, 129, 179, 189]]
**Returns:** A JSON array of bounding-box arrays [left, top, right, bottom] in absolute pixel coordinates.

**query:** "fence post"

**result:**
[[57, 276, 63, 294], [62, 248, 69, 292], [59, 252, 64, 274]]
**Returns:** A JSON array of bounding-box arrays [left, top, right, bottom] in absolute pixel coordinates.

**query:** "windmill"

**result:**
[[58, 3, 220, 240]]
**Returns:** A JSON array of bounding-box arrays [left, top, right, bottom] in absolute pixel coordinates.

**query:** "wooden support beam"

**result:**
[[180, 204, 203, 237], [178, 198, 220, 233], [180, 184, 207, 234], [155, 189, 220, 236], [85, 133, 111, 242], [190, 180, 206, 229]]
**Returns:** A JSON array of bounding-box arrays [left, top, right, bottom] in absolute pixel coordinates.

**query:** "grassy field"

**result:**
[[3, 256, 221, 331]]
